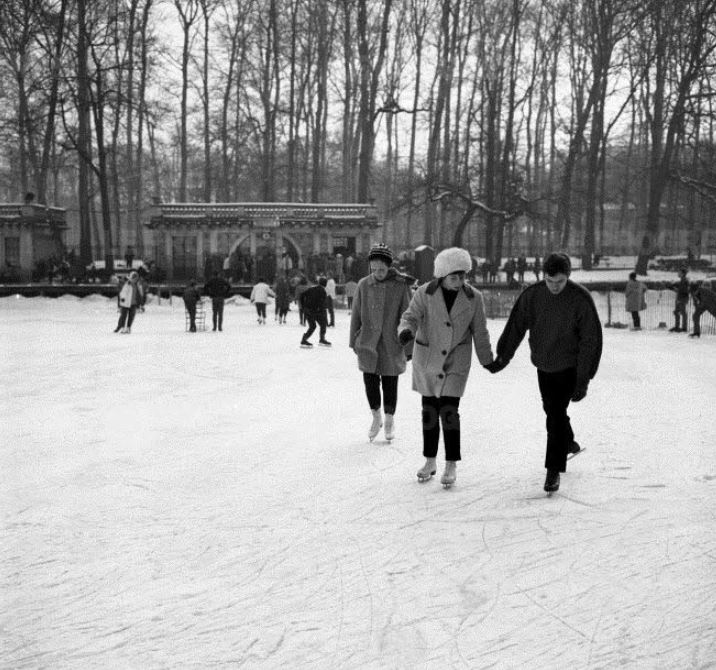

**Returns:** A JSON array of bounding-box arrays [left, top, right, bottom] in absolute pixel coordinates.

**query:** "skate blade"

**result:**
[[442, 482, 454, 489], [417, 471, 435, 482], [567, 446, 586, 461]]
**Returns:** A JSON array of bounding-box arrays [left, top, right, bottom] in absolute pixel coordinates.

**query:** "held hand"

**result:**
[[483, 357, 507, 374], [571, 382, 589, 402], [398, 329, 414, 346]]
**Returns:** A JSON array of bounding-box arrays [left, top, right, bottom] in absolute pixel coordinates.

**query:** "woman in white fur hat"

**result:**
[[398, 247, 495, 487]]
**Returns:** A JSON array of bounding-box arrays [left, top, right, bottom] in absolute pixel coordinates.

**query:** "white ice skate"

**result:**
[[441, 461, 457, 488], [384, 414, 395, 441], [417, 457, 437, 482], [368, 409, 382, 442]]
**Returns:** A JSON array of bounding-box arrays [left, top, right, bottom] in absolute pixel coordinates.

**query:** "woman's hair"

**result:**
[[629, 271, 637, 280], [543, 252, 571, 276]]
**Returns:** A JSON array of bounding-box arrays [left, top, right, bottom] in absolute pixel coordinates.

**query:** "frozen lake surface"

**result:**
[[2, 295, 715, 669]]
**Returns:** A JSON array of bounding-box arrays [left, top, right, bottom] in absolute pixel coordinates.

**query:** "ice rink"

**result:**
[[2, 293, 715, 669]]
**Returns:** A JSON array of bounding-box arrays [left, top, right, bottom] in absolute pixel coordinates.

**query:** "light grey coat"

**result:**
[[399, 280, 494, 397], [349, 270, 413, 376]]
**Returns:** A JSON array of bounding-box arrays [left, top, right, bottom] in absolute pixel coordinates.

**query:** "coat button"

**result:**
[[441, 350, 447, 355], [445, 322, 451, 326], [438, 373, 444, 379]]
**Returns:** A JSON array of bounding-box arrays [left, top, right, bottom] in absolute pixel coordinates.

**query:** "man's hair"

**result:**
[[629, 271, 637, 280], [543, 252, 571, 276]]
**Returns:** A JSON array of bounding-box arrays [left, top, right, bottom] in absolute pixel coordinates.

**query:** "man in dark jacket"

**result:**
[[299, 277, 330, 347], [484, 252, 603, 493], [204, 271, 232, 331], [667, 267, 690, 332], [690, 280, 716, 338]]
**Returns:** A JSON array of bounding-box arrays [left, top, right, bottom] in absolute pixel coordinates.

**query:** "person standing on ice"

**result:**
[[487, 252, 602, 493], [398, 247, 495, 487], [250, 277, 274, 324], [624, 271, 648, 330], [114, 271, 143, 333], [666, 267, 690, 332], [183, 279, 202, 332], [204, 270, 231, 331], [689, 279, 716, 338], [349, 243, 413, 442]]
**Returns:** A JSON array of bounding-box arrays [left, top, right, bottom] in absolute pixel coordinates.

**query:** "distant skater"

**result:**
[[667, 267, 689, 332], [625, 271, 647, 330], [299, 277, 331, 347], [250, 277, 274, 325], [690, 280, 716, 338], [114, 271, 143, 334], [487, 252, 602, 493], [204, 271, 231, 331], [183, 279, 202, 332]]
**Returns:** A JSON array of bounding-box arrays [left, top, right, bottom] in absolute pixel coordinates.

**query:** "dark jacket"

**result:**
[[496, 280, 602, 384], [300, 284, 327, 314], [204, 276, 231, 299], [183, 285, 201, 308], [693, 285, 716, 313]]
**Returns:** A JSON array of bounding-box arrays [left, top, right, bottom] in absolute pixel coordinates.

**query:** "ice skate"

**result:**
[[441, 461, 457, 488], [384, 414, 395, 441], [544, 469, 560, 494], [689, 332, 700, 338], [318, 339, 332, 346], [300, 338, 313, 348], [368, 409, 382, 442], [416, 457, 436, 482]]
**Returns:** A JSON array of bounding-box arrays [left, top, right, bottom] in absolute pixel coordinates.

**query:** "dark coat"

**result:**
[[349, 269, 412, 376], [497, 280, 602, 385], [183, 285, 201, 308], [204, 276, 231, 299], [300, 285, 327, 314]]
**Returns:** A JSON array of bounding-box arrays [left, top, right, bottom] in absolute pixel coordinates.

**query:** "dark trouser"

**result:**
[[422, 396, 461, 461], [326, 296, 335, 326], [693, 305, 716, 335], [674, 299, 687, 330], [302, 310, 327, 342], [255, 302, 267, 319], [631, 311, 641, 328], [537, 368, 577, 472], [363, 373, 398, 414], [117, 306, 137, 329], [347, 296, 353, 310], [186, 304, 197, 331], [212, 298, 225, 330]]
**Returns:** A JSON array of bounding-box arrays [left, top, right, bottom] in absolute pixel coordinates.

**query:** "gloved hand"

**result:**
[[483, 357, 507, 374], [571, 381, 589, 402], [398, 329, 414, 346]]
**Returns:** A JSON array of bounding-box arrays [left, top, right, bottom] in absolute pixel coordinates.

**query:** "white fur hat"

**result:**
[[433, 247, 472, 278]]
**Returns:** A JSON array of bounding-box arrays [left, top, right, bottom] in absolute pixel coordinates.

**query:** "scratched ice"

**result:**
[[1, 289, 715, 669]]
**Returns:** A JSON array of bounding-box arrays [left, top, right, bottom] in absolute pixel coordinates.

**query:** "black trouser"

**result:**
[[302, 310, 327, 341], [537, 368, 577, 472], [255, 302, 267, 319], [347, 296, 353, 310], [326, 296, 335, 326], [363, 373, 398, 415], [117, 306, 137, 329], [674, 299, 687, 330], [186, 304, 197, 331], [212, 298, 225, 330], [631, 311, 641, 328], [421, 396, 461, 461], [693, 304, 716, 335]]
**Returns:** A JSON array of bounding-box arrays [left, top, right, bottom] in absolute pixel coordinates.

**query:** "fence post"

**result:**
[[606, 289, 612, 326]]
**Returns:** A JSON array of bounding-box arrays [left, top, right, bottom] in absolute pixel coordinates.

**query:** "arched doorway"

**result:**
[[228, 234, 302, 282]]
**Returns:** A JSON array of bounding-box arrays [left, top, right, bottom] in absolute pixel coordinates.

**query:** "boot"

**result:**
[[384, 414, 395, 440], [368, 409, 382, 441], [417, 457, 437, 482], [544, 469, 560, 493], [441, 461, 457, 488], [689, 332, 700, 338]]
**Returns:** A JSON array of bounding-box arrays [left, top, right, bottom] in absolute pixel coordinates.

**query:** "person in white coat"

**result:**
[[398, 247, 495, 487], [250, 277, 275, 324]]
